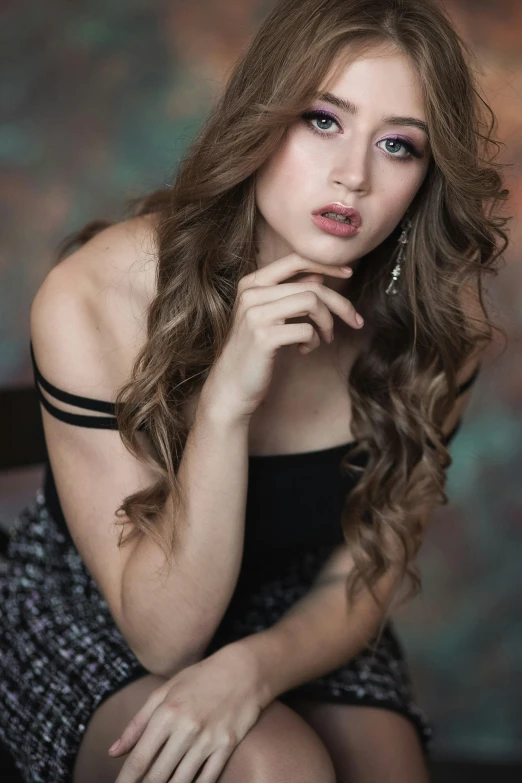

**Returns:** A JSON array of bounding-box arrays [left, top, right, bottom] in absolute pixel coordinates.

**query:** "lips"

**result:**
[[312, 203, 362, 228]]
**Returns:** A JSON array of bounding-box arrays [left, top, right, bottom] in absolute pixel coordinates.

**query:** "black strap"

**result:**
[[29, 338, 480, 435], [30, 339, 120, 429], [35, 389, 120, 429], [30, 340, 117, 414]]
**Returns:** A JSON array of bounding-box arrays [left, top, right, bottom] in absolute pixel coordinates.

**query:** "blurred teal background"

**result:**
[[1, 0, 521, 762]]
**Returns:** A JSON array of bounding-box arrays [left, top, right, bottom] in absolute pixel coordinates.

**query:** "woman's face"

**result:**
[[255, 46, 431, 284]]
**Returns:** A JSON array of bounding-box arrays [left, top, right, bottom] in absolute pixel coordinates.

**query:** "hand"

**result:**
[[110, 644, 264, 783], [202, 252, 363, 421]]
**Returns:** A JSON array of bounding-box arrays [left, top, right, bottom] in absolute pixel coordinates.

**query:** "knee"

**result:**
[[220, 699, 336, 783]]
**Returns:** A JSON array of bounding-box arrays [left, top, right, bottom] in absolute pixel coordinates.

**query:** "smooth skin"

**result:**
[[73, 674, 336, 783], [73, 43, 432, 783]]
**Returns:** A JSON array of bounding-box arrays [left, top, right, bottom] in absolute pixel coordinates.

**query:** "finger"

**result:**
[[247, 253, 352, 289], [168, 742, 225, 783], [193, 748, 236, 783], [289, 281, 362, 331], [144, 732, 195, 783], [114, 718, 170, 783], [251, 292, 334, 344], [268, 322, 321, 353], [109, 688, 166, 757], [240, 279, 363, 332], [286, 272, 325, 284], [109, 716, 146, 758]]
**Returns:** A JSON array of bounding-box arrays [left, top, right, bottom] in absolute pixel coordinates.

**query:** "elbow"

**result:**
[[120, 608, 215, 679], [119, 573, 225, 678], [146, 624, 222, 678], [136, 644, 205, 679]]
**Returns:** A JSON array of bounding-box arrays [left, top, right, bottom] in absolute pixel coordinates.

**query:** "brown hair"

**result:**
[[59, 0, 511, 635]]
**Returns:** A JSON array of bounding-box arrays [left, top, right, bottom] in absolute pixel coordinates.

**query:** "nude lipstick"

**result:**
[[311, 203, 361, 238]]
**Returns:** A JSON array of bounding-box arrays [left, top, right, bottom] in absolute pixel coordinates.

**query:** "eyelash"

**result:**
[[301, 110, 421, 162]]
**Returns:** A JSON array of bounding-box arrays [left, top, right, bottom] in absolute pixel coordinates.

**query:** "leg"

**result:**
[[219, 699, 336, 783], [287, 697, 431, 783], [73, 674, 336, 783], [73, 673, 167, 782]]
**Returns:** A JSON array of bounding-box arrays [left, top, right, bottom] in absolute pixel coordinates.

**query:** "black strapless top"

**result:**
[[29, 340, 480, 585]]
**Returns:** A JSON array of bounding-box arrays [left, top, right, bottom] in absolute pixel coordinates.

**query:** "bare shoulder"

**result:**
[[29, 216, 163, 634], [30, 213, 159, 399]]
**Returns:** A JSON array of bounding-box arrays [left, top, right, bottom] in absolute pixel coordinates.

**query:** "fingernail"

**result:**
[[108, 739, 121, 754], [355, 314, 364, 326], [340, 266, 352, 274]]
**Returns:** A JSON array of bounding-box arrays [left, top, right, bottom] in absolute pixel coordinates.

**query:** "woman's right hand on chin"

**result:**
[[201, 252, 363, 422]]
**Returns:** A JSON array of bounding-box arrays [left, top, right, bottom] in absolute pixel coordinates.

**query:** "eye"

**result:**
[[377, 137, 420, 162], [302, 111, 423, 162], [301, 110, 341, 135]]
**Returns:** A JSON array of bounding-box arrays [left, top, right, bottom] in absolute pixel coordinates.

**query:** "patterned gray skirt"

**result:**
[[0, 489, 433, 782]]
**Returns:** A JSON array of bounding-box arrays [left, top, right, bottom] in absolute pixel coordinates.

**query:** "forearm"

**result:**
[[121, 396, 250, 676], [233, 549, 400, 709]]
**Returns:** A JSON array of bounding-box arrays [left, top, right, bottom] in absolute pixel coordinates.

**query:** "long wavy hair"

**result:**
[[58, 0, 510, 633]]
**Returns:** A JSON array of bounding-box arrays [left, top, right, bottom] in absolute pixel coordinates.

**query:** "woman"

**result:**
[[0, 0, 510, 781]]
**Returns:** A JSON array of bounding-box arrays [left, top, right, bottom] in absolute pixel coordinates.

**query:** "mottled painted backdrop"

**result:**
[[1, 0, 521, 762]]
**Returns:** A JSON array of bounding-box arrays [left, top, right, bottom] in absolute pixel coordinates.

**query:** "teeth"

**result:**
[[322, 212, 351, 223]]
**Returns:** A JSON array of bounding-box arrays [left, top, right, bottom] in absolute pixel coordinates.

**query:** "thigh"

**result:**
[[221, 698, 336, 783], [73, 673, 167, 782], [73, 674, 336, 783], [287, 697, 431, 783]]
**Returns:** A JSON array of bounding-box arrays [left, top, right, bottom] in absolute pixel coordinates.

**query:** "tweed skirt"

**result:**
[[0, 489, 433, 782]]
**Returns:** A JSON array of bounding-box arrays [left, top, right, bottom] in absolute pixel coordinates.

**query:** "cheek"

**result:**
[[368, 192, 418, 253], [256, 151, 306, 221], [255, 168, 281, 227], [257, 132, 315, 195], [379, 168, 425, 221]]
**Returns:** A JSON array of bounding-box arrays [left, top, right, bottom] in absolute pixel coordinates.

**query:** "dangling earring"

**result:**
[[385, 215, 412, 296]]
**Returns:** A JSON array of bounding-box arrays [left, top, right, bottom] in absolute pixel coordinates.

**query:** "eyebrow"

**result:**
[[316, 91, 429, 136]]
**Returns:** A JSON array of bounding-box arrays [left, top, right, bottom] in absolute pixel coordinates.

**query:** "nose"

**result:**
[[331, 135, 370, 194]]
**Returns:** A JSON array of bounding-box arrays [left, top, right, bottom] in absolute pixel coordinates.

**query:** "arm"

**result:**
[[121, 399, 252, 676], [230, 545, 400, 708], [231, 351, 485, 708], [30, 227, 253, 679]]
